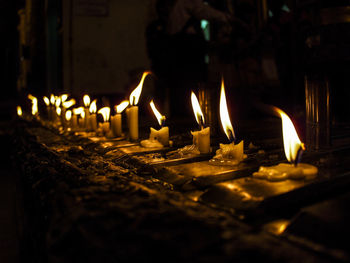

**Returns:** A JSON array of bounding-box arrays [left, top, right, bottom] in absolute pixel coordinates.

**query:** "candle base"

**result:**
[[210, 141, 246, 166], [140, 139, 164, 148], [253, 163, 318, 182]]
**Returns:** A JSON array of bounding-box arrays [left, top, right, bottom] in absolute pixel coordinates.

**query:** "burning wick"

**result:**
[[141, 100, 169, 148], [111, 100, 129, 137], [88, 99, 97, 132], [17, 106, 22, 117], [98, 107, 111, 135], [210, 78, 245, 165], [253, 107, 317, 181], [191, 91, 210, 153]]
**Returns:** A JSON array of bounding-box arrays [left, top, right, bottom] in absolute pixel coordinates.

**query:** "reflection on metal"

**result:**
[[305, 75, 331, 150]]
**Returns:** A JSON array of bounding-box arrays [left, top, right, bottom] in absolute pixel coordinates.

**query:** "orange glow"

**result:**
[[274, 107, 305, 163], [56, 107, 61, 116], [65, 110, 72, 121], [17, 106, 22, 116], [191, 91, 204, 126], [55, 97, 61, 107], [115, 100, 129, 114], [73, 107, 84, 116], [150, 100, 165, 126], [219, 78, 235, 141], [61, 94, 68, 102], [50, 94, 55, 105], [98, 107, 110, 122], [62, 99, 76, 109], [89, 99, 97, 114], [129, 71, 151, 106], [43, 96, 50, 106], [28, 94, 38, 115], [83, 95, 90, 107]]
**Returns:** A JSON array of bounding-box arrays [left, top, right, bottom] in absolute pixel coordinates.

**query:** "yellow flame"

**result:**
[[50, 94, 55, 105], [62, 99, 76, 109], [17, 106, 22, 116], [43, 96, 50, 106], [83, 95, 91, 107], [28, 95, 38, 115], [61, 94, 68, 102], [115, 100, 129, 114], [274, 107, 305, 163], [150, 100, 165, 126], [56, 107, 61, 116], [55, 97, 61, 107], [89, 99, 97, 113], [73, 107, 84, 115], [191, 91, 204, 126], [65, 110, 72, 121], [219, 79, 235, 141], [129, 71, 151, 106], [98, 107, 110, 122]]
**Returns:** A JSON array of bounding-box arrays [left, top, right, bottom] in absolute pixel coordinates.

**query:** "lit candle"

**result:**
[[211, 78, 245, 165], [61, 97, 76, 127], [191, 92, 210, 153], [43, 96, 50, 120], [83, 95, 91, 130], [28, 94, 38, 118], [253, 107, 318, 181], [111, 100, 129, 137], [89, 99, 97, 131], [73, 107, 84, 130], [98, 107, 110, 135], [17, 106, 22, 118], [127, 71, 150, 141], [149, 100, 169, 146], [65, 110, 72, 130], [50, 94, 56, 122]]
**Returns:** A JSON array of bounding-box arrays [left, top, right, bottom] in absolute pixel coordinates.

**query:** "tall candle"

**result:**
[[112, 101, 129, 137], [98, 107, 111, 136], [127, 71, 150, 141], [89, 99, 97, 132]]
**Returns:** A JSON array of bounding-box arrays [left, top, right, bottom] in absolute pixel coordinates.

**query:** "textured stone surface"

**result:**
[[10, 119, 346, 262]]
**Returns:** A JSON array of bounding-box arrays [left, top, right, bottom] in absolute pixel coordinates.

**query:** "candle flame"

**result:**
[[115, 100, 129, 114], [55, 97, 61, 107], [89, 99, 97, 113], [28, 94, 38, 115], [73, 107, 84, 115], [50, 94, 55, 105], [274, 107, 305, 163], [191, 91, 205, 126], [17, 106, 22, 116], [62, 99, 76, 109], [150, 100, 165, 126], [129, 71, 150, 106], [43, 96, 50, 106], [65, 110, 72, 121], [56, 107, 61, 116], [98, 107, 110, 122], [219, 79, 235, 141], [61, 94, 68, 102], [83, 95, 91, 107]]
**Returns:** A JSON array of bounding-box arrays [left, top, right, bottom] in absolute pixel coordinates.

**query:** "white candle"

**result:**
[[101, 122, 110, 134], [111, 114, 122, 137], [84, 108, 90, 130], [72, 115, 78, 129], [150, 127, 169, 146], [129, 106, 138, 141], [213, 141, 244, 164], [253, 107, 318, 181], [191, 127, 210, 153]]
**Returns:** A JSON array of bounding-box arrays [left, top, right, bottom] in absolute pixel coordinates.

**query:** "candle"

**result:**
[[253, 107, 318, 181], [111, 100, 129, 137], [98, 107, 110, 135], [211, 78, 245, 164], [191, 92, 210, 153], [17, 106, 22, 117], [50, 94, 56, 122], [64, 110, 72, 130], [28, 94, 38, 117], [127, 71, 151, 141], [73, 107, 84, 130], [83, 95, 91, 130], [43, 96, 50, 120], [89, 100, 97, 131]]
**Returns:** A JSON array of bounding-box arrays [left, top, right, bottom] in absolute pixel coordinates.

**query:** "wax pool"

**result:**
[[140, 127, 169, 148], [253, 163, 318, 181], [191, 127, 210, 154], [211, 140, 245, 165]]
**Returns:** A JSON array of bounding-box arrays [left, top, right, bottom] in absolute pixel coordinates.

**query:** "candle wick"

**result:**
[[199, 115, 204, 130], [294, 146, 304, 167]]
